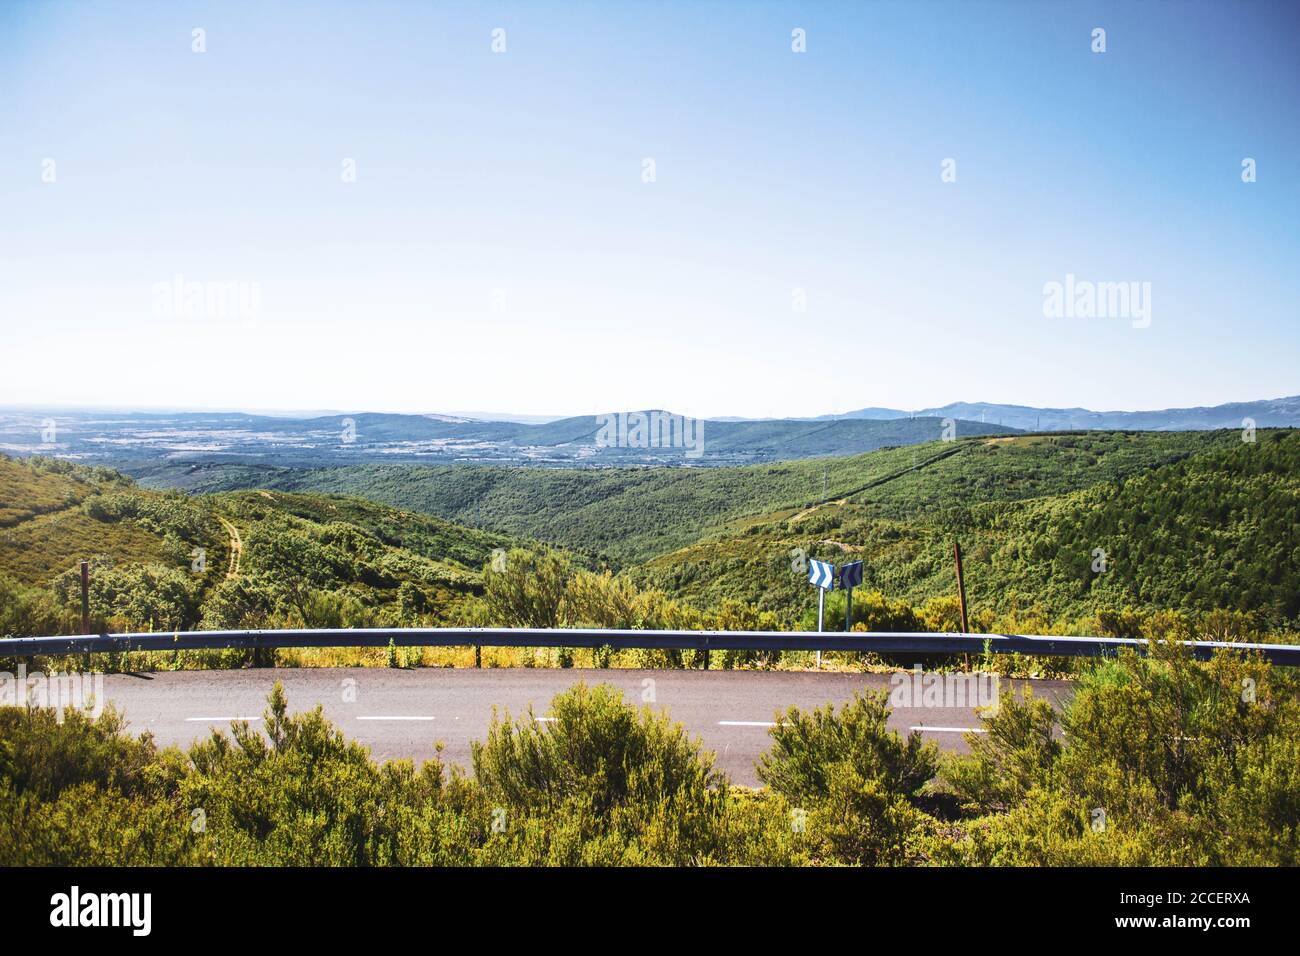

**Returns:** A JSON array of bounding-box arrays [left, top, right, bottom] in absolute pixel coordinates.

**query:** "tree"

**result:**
[[481, 549, 571, 629]]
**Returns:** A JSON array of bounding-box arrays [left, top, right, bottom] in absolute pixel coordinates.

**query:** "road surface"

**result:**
[[97, 668, 1072, 786]]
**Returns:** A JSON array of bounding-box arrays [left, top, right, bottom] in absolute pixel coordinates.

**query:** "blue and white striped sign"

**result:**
[[808, 559, 835, 590], [839, 560, 863, 589]]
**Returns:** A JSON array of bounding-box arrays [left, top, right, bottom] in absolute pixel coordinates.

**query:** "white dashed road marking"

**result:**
[[910, 726, 988, 733]]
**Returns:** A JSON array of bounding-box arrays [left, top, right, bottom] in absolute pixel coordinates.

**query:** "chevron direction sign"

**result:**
[[808, 558, 836, 650], [808, 559, 835, 590]]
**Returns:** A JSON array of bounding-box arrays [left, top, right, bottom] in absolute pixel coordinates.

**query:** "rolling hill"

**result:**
[[0, 408, 1015, 470], [0, 455, 522, 638], [133, 430, 1237, 567], [5, 429, 1298, 645], [631, 429, 1300, 628], [121, 427, 1300, 630], [819, 395, 1300, 431]]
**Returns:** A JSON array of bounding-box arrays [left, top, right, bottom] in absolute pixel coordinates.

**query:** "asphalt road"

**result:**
[[97, 668, 1072, 786]]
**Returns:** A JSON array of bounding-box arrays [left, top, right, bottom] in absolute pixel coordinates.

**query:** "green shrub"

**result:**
[[199, 575, 277, 629], [473, 683, 719, 816], [481, 548, 570, 628], [2, 651, 1296, 868], [470, 683, 757, 864], [931, 638, 1300, 865], [0, 573, 61, 638], [756, 691, 939, 865], [757, 692, 937, 804], [51, 561, 200, 632], [941, 688, 1059, 814], [0, 705, 160, 802]]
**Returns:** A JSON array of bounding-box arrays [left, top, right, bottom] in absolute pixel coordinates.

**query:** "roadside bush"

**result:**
[[52, 562, 199, 632], [756, 691, 938, 865], [473, 683, 720, 817], [0, 573, 61, 638], [180, 682, 472, 865], [806, 760, 934, 865], [1, 781, 198, 866], [3, 650, 1296, 868], [0, 706, 195, 866], [932, 637, 1300, 865], [471, 682, 805, 865], [199, 574, 278, 629], [941, 688, 1059, 814], [560, 570, 638, 628], [706, 599, 783, 669], [758, 691, 937, 803], [0, 705, 160, 801]]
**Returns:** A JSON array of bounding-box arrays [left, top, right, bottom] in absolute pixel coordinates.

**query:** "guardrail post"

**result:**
[[816, 588, 825, 668], [954, 540, 970, 634], [79, 560, 92, 671], [79, 560, 90, 635]]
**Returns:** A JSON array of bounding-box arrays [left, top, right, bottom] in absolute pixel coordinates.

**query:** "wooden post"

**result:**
[[79, 560, 90, 635], [953, 540, 969, 633]]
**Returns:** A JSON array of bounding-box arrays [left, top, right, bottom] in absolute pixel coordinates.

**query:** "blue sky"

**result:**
[[2, 0, 1297, 418]]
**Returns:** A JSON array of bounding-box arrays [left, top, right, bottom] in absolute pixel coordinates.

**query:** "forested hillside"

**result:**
[[136, 430, 1232, 566], [634, 430, 1300, 629], [5, 430, 1296, 661], [0, 456, 521, 646]]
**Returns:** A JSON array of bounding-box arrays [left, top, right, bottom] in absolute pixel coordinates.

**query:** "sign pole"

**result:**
[[837, 562, 863, 634], [816, 588, 824, 668], [807, 558, 835, 670]]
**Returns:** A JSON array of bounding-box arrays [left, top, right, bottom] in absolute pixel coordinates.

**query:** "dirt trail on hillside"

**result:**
[[217, 515, 242, 578]]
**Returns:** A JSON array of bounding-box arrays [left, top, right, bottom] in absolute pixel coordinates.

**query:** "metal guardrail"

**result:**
[[2, 627, 1299, 665]]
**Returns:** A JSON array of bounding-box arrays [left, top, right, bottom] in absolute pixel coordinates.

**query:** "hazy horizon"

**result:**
[[1, 390, 1296, 424]]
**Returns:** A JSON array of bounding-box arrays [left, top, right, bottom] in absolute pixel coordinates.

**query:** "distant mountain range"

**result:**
[[0, 395, 1294, 471], [814, 395, 1300, 431], [0, 409, 1014, 470]]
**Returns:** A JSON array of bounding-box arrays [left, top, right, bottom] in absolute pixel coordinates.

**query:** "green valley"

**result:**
[[134, 429, 1234, 566], [4, 428, 1298, 667]]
